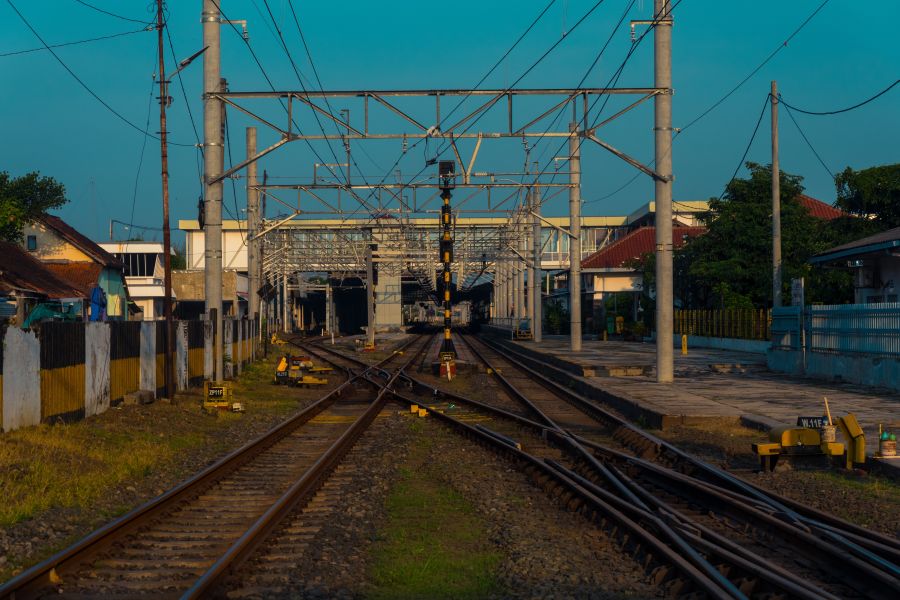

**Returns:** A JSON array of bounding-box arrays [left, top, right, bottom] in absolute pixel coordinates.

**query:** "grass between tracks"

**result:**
[[367, 419, 502, 599], [0, 349, 333, 580]]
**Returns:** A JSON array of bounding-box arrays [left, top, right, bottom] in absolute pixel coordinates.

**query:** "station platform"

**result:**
[[488, 334, 899, 457]]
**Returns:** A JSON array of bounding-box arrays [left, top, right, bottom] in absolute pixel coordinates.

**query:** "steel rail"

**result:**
[[0, 334, 425, 599], [470, 333, 900, 595], [183, 350, 421, 598], [381, 382, 737, 599]]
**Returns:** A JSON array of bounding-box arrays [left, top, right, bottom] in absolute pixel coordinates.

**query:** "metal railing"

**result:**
[[674, 308, 771, 341], [772, 303, 900, 356]]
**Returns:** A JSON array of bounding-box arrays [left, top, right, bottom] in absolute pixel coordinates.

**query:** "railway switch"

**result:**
[[752, 413, 867, 471]]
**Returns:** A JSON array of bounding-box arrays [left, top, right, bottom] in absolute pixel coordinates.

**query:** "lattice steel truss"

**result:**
[[221, 87, 664, 295]]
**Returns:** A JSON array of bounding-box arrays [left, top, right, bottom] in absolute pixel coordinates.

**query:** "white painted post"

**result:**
[[139, 321, 156, 397], [203, 316, 214, 381], [2, 328, 41, 431], [176, 321, 189, 391], [84, 322, 111, 418]]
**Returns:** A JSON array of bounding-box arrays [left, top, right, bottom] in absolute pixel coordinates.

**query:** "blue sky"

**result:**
[[0, 0, 897, 244]]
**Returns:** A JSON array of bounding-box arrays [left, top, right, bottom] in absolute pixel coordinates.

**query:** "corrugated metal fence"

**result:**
[[674, 309, 771, 341], [772, 303, 900, 356], [1, 318, 259, 433]]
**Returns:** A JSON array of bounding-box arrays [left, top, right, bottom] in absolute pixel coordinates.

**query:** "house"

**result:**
[[22, 215, 130, 320], [810, 226, 900, 304], [172, 269, 248, 319], [99, 241, 176, 320], [0, 242, 85, 326]]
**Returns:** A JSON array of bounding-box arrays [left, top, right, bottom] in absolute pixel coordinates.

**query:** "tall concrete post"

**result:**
[[282, 272, 289, 333], [568, 122, 582, 352], [366, 245, 376, 346], [202, 0, 224, 380], [516, 219, 525, 322], [771, 80, 782, 308], [654, 0, 674, 382], [246, 128, 259, 326], [325, 281, 332, 334], [526, 191, 535, 330], [531, 184, 542, 342]]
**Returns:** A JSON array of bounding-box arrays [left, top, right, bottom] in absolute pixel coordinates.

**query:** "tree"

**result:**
[[835, 164, 900, 229], [634, 163, 860, 310], [0, 171, 68, 242]]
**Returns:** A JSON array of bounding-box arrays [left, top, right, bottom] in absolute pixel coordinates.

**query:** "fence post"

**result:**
[[176, 321, 188, 391], [1, 328, 41, 431], [84, 322, 111, 417], [139, 321, 156, 397]]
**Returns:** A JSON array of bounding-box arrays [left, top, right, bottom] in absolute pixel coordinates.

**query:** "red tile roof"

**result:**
[[0, 242, 86, 299], [37, 214, 123, 268], [581, 226, 706, 270], [44, 262, 104, 296], [798, 194, 844, 220]]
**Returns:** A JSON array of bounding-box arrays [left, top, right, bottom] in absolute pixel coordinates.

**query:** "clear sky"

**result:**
[[0, 1, 897, 244]]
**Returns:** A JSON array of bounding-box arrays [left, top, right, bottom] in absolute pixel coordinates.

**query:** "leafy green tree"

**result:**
[[835, 164, 900, 229], [634, 163, 864, 310], [0, 171, 68, 242]]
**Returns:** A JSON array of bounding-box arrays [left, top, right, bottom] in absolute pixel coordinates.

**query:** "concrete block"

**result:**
[[123, 390, 155, 405]]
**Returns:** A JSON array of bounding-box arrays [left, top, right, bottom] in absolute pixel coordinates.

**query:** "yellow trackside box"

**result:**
[[204, 381, 233, 410], [770, 426, 821, 449]]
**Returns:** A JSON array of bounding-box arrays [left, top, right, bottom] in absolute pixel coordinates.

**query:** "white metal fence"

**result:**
[[772, 303, 900, 356]]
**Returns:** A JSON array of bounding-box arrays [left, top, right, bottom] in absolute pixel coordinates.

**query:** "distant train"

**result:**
[[406, 301, 471, 326]]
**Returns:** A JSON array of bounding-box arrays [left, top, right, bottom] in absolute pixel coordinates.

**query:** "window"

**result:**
[[26, 235, 37, 251]]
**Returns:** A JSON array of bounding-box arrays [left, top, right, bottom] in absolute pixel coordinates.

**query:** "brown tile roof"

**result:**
[[798, 194, 844, 220], [581, 226, 706, 270], [44, 262, 104, 296], [37, 214, 124, 268], [0, 242, 86, 299]]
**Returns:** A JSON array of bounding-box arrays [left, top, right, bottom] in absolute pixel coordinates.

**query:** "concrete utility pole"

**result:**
[[282, 272, 289, 333], [246, 127, 260, 331], [366, 245, 375, 347], [202, 0, 224, 380], [771, 80, 782, 308], [654, 0, 674, 383], [568, 122, 582, 352], [526, 191, 535, 331], [156, 0, 175, 399], [517, 219, 526, 321], [531, 182, 542, 342]]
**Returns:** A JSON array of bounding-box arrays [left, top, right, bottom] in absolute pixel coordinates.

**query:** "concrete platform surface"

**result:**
[[504, 336, 900, 454]]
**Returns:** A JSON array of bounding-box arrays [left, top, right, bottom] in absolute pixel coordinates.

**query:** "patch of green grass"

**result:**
[[366, 422, 502, 600]]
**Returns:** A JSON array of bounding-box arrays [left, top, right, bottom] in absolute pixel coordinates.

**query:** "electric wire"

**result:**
[[164, 19, 205, 201], [715, 93, 770, 202], [782, 101, 834, 179], [779, 79, 900, 116], [589, 0, 832, 203], [0, 27, 151, 58], [6, 0, 195, 146], [127, 66, 158, 237], [72, 0, 154, 25], [679, 0, 831, 134]]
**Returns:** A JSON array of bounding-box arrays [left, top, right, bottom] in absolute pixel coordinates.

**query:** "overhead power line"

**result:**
[[779, 79, 900, 116], [73, 0, 154, 25], [716, 93, 770, 201], [0, 27, 151, 58], [7, 0, 194, 146], [782, 102, 834, 179], [679, 0, 831, 134]]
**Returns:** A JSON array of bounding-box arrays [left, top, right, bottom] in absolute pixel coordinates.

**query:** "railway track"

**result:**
[[0, 333, 433, 600], [302, 332, 898, 599], [439, 332, 900, 599]]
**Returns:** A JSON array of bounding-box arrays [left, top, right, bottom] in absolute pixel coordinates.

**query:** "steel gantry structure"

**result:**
[[201, 0, 676, 379]]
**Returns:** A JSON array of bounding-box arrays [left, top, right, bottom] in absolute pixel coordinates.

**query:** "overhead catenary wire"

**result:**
[[588, 0, 832, 203], [779, 79, 900, 116], [127, 64, 158, 234]]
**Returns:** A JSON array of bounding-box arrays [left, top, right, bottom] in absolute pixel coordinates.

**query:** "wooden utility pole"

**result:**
[[157, 0, 175, 400], [771, 80, 782, 308]]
